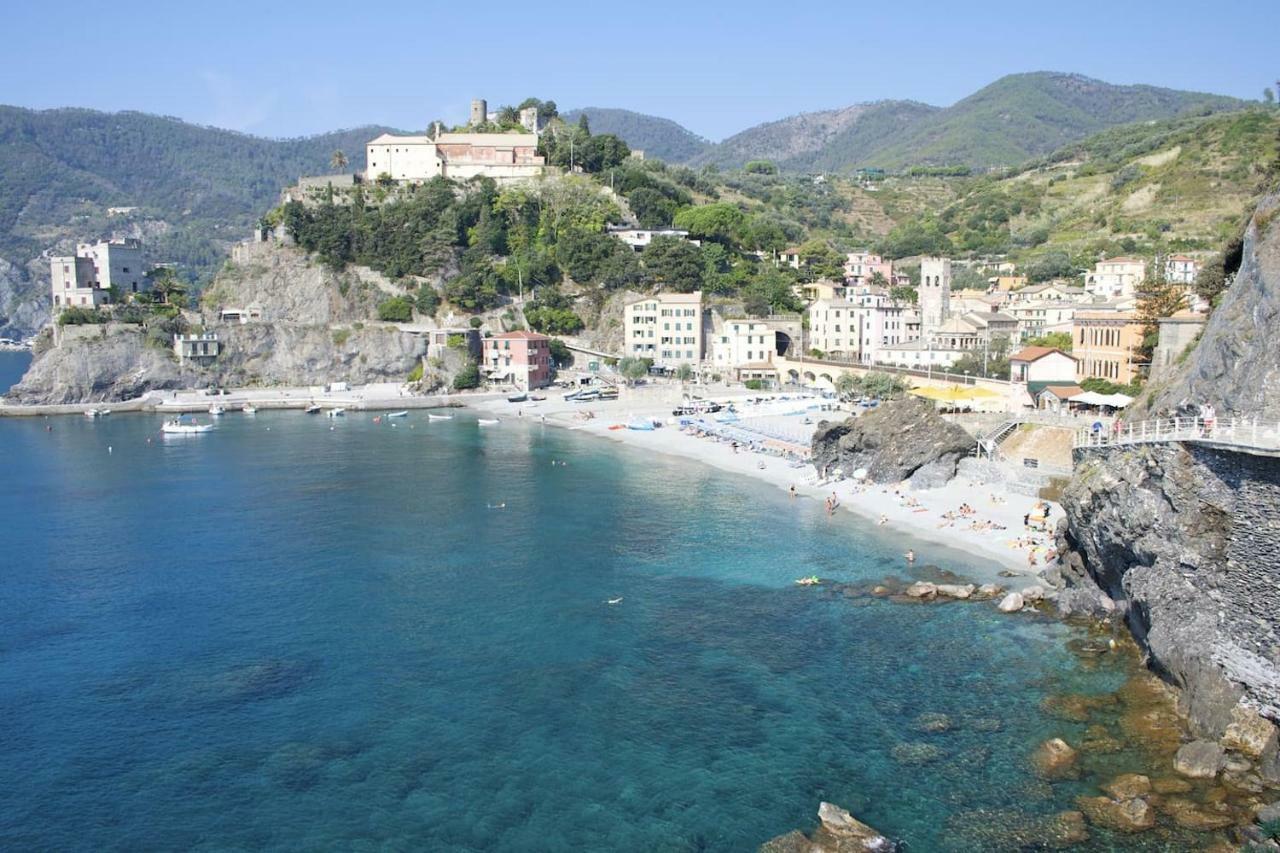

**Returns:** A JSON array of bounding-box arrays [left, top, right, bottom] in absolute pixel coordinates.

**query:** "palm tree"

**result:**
[[330, 150, 348, 173], [148, 267, 187, 306]]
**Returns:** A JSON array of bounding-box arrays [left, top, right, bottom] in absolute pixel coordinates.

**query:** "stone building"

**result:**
[[50, 238, 148, 309], [918, 257, 952, 336], [365, 131, 545, 185], [1149, 310, 1207, 383], [1084, 257, 1146, 299]]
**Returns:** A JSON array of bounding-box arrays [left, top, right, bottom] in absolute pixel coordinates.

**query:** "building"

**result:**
[[624, 292, 704, 368], [50, 238, 148, 309], [918, 257, 952, 335], [365, 131, 545, 185], [219, 304, 263, 324], [990, 275, 1027, 291], [1073, 310, 1144, 384], [711, 319, 778, 382], [799, 279, 845, 303], [1006, 300, 1078, 341], [173, 333, 221, 364], [873, 339, 965, 370], [1164, 255, 1201, 285], [843, 251, 893, 286], [1084, 257, 1146, 300], [606, 226, 696, 252], [1008, 282, 1089, 303], [777, 247, 803, 269], [426, 327, 482, 362], [1008, 346, 1077, 384], [1036, 384, 1084, 413], [1150, 310, 1207, 383], [482, 331, 552, 390], [806, 294, 914, 364]]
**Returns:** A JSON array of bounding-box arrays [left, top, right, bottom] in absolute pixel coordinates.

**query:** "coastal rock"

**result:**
[[904, 582, 936, 599], [935, 584, 975, 600], [758, 830, 810, 853], [1151, 776, 1194, 795], [944, 808, 1088, 849], [810, 397, 974, 486], [1257, 800, 1280, 823], [1076, 795, 1156, 833], [1041, 693, 1113, 723], [1222, 702, 1279, 760], [1102, 773, 1151, 800], [1175, 740, 1226, 779], [997, 592, 1024, 613], [974, 583, 1002, 600], [1079, 724, 1126, 754], [1021, 585, 1045, 603], [912, 712, 953, 733], [1156, 796, 1237, 831], [891, 742, 942, 765], [810, 801, 896, 851], [1030, 737, 1079, 780]]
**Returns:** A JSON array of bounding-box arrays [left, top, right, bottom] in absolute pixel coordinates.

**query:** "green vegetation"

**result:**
[[406, 361, 424, 383], [332, 328, 351, 346], [57, 307, 107, 326], [548, 338, 573, 366], [618, 356, 649, 383], [1024, 332, 1073, 351], [376, 297, 414, 323], [452, 362, 481, 390], [560, 108, 711, 163]]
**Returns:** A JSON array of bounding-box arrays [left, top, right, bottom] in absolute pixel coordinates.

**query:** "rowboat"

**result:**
[[478, 418, 500, 426], [305, 404, 321, 414], [427, 413, 453, 421], [386, 411, 409, 418]]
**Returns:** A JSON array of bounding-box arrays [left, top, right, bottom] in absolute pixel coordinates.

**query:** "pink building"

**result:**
[[844, 251, 894, 286], [482, 331, 553, 390]]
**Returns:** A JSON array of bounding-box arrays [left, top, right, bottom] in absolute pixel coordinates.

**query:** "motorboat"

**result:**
[[326, 408, 346, 418], [507, 393, 528, 403], [242, 404, 258, 414], [427, 413, 454, 421], [162, 417, 214, 435], [477, 418, 500, 426], [305, 404, 322, 414], [386, 411, 409, 418], [84, 408, 111, 418], [209, 405, 226, 416]]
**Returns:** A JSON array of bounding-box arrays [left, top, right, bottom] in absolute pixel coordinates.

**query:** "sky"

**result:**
[[2, 0, 1277, 141]]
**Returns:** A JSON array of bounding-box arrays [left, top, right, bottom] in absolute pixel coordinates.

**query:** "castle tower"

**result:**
[[919, 257, 952, 335], [519, 106, 540, 135], [469, 99, 488, 126]]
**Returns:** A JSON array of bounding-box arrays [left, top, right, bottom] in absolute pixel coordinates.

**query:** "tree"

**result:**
[[557, 229, 619, 283], [1265, 88, 1276, 106], [673, 202, 747, 245], [1193, 253, 1228, 304], [642, 236, 704, 292], [628, 188, 676, 228], [744, 160, 778, 175], [578, 134, 630, 173], [548, 338, 574, 367], [452, 361, 481, 390], [330, 150, 348, 172], [1025, 251, 1077, 283], [618, 356, 649, 384], [1024, 331, 1073, 352], [525, 306, 584, 335], [147, 267, 188, 306], [675, 364, 694, 383], [833, 373, 858, 400], [377, 296, 414, 322], [1133, 276, 1187, 365]]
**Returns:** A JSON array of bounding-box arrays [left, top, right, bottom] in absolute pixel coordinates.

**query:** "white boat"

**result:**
[[84, 409, 101, 418], [162, 417, 214, 435], [326, 408, 346, 417], [242, 404, 258, 414], [478, 418, 500, 426], [209, 405, 226, 416], [386, 411, 409, 418], [427, 413, 453, 421], [305, 404, 322, 414]]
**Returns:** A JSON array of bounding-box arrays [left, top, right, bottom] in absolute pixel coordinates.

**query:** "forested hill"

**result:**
[[0, 105, 393, 335], [561, 108, 710, 163]]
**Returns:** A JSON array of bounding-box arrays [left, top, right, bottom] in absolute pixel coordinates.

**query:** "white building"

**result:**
[[711, 319, 778, 381], [365, 131, 545, 185], [624, 291, 704, 368], [918, 257, 952, 336], [1008, 282, 1090, 303], [607, 226, 697, 251], [1006, 300, 1078, 341], [807, 294, 915, 364], [50, 238, 148, 309], [1084, 257, 1146, 299], [873, 340, 965, 370], [1008, 346, 1077, 384], [1164, 255, 1201, 285]]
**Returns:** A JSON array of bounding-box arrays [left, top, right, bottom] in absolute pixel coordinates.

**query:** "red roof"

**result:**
[[1010, 346, 1076, 363], [490, 330, 550, 341], [1041, 385, 1083, 399], [1167, 254, 1197, 262], [1098, 256, 1143, 264]]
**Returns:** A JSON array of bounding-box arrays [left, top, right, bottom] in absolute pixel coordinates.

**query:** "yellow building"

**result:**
[[1073, 311, 1144, 384]]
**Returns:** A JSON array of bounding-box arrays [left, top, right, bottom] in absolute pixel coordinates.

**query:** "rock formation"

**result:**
[[759, 802, 896, 852], [810, 397, 973, 486]]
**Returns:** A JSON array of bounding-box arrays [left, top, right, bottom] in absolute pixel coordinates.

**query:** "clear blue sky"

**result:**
[[3, 0, 1277, 140]]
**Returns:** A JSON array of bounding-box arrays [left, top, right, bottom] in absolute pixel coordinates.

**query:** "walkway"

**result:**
[[1073, 416, 1280, 456]]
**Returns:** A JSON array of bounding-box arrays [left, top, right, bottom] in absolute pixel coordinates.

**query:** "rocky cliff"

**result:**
[[810, 397, 974, 486], [7, 242, 430, 404], [1057, 188, 1280, 784]]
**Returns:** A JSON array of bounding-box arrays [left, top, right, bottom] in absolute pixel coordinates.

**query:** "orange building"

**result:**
[[1073, 311, 1144, 384]]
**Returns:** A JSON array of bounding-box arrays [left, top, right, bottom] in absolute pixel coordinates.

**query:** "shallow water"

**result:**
[[0, 412, 1217, 850]]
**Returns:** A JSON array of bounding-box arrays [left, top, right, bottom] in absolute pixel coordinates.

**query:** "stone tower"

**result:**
[[519, 106, 540, 134], [469, 99, 488, 126], [919, 257, 952, 335]]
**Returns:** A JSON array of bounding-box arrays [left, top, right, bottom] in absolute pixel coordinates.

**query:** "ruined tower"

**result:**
[[469, 99, 488, 127]]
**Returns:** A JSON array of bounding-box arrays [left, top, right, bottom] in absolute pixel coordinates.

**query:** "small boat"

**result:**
[[162, 417, 214, 435], [209, 405, 226, 416], [427, 413, 453, 421], [529, 394, 546, 402], [305, 404, 322, 415], [242, 404, 258, 414], [84, 408, 102, 418], [606, 597, 623, 605], [326, 408, 346, 418], [386, 411, 409, 418], [478, 418, 500, 426], [794, 576, 821, 587], [626, 418, 656, 431], [507, 393, 528, 403]]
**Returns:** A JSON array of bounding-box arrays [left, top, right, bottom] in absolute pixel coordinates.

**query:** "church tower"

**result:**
[[919, 257, 952, 335]]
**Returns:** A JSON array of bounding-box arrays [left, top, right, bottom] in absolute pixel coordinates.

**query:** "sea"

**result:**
[[0, 351, 32, 396], [0, 410, 1202, 850]]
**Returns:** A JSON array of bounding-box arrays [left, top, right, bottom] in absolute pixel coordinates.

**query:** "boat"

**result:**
[[326, 408, 346, 418], [304, 404, 322, 414], [477, 418, 500, 426], [84, 408, 109, 418], [161, 417, 214, 435], [427, 413, 453, 421], [626, 418, 656, 431], [209, 405, 226, 416], [507, 393, 528, 403], [794, 576, 821, 586], [529, 394, 546, 402], [242, 404, 258, 414], [386, 411, 409, 418]]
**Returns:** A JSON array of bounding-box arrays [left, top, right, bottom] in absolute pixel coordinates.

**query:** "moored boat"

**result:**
[[209, 405, 226, 416], [386, 411, 409, 418], [305, 404, 322, 414], [161, 417, 214, 435], [477, 418, 500, 426], [507, 393, 528, 403], [427, 413, 453, 421], [326, 408, 346, 417], [242, 404, 258, 414]]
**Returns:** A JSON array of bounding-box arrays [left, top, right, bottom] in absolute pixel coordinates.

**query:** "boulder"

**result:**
[[1222, 703, 1279, 761], [1151, 776, 1194, 795], [1021, 585, 1045, 602], [913, 712, 953, 733], [1102, 773, 1151, 801], [1030, 738, 1079, 780], [810, 397, 974, 486], [997, 592, 1024, 613], [1048, 810, 1090, 846], [758, 830, 810, 853], [891, 742, 942, 765], [1156, 797, 1237, 831], [1076, 795, 1156, 833], [1174, 740, 1226, 779], [1256, 800, 1280, 822], [904, 582, 937, 599], [935, 584, 975, 600], [813, 802, 896, 852]]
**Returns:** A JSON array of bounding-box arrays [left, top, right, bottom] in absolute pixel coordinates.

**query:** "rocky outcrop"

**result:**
[[0, 254, 47, 340], [759, 802, 896, 852], [810, 397, 973, 485]]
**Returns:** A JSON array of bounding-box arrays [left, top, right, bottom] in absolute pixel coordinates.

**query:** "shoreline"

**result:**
[[473, 389, 1061, 583]]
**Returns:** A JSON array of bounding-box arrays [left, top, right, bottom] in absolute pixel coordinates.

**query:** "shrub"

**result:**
[[452, 361, 481, 390], [57, 307, 106, 326], [548, 338, 574, 367], [407, 361, 424, 383], [744, 379, 766, 390], [377, 297, 414, 323], [332, 328, 352, 346], [469, 317, 484, 329], [525, 306, 584, 335]]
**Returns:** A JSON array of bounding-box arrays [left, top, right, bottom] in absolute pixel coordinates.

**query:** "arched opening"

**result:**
[[775, 331, 793, 357]]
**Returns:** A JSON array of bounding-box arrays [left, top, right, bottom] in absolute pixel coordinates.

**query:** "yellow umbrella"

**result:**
[[908, 384, 1002, 402]]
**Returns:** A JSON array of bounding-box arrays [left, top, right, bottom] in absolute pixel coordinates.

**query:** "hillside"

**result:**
[[0, 105, 394, 336], [561, 107, 710, 163]]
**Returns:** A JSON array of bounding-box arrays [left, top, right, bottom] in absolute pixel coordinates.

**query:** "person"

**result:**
[[789, 484, 797, 498], [905, 549, 916, 563], [1023, 513, 1030, 527]]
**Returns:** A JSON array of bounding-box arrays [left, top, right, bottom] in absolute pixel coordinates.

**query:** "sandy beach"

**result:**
[[476, 384, 1062, 583]]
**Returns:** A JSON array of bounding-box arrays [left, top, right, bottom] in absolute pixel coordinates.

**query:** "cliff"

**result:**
[[7, 242, 430, 404], [810, 397, 974, 486], [1057, 188, 1280, 783]]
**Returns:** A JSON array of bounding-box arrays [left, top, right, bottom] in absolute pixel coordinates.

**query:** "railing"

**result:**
[[784, 354, 1012, 387], [1073, 416, 1280, 452]]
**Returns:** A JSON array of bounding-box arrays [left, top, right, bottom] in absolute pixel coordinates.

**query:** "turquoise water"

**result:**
[[0, 413, 1157, 850], [0, 350, 32, 394]]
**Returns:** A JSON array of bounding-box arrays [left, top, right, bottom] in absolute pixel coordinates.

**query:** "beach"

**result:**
[[476, 383, 1062, 581]]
